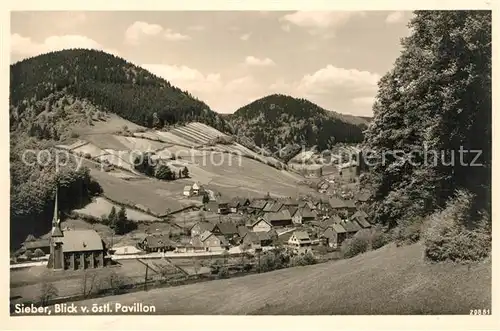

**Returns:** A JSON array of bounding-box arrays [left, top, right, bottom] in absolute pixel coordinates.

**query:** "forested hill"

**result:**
[[9, 49, 231, 133], [227, 94, 367, 153]]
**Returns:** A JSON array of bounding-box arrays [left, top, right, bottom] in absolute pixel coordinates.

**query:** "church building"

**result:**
[[48, 188, 107, 270]]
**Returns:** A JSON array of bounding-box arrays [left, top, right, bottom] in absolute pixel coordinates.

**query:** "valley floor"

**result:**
[[68, 243, 491, 315]]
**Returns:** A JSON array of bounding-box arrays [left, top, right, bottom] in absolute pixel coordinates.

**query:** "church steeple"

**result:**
[[51, 186, 63, 237]]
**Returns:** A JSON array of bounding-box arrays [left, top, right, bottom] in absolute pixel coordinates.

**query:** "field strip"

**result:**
[[173, 127, 211, 144], [180, 125, 219, 141]]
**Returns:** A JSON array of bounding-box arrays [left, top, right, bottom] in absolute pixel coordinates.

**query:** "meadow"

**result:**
[[72, 243, 491, 315]]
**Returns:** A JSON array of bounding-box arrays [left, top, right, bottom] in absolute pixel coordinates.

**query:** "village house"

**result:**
[[322, 223, 347, 248], [340, 220, 362, 238], [325, 214, 343, 224], [176, 237, 205, 253], [48, 191, 106, 270], [314, 200, 331, 216], [247, 199, 269, 214], [287, 206, 298, 218], [344, 200, 357, 216], [329, 197, 355, 217], [288, 230, 312, 247], [190, 221, 215, 237], [298, 200, 316, 210], [237, 225, 250, 238], [355, 191, 372, 206], [241, 231, 273, 247], [139, 235, 177, 253], [275, 228, 296, 245], [228, 197, 251, 213], [18, 235, 51, 256], [110, 245, 143, 255], [227, 200, 240, 214], [262, 201, 284, 213], [291, 206, 317, 225], [200, 231, 229, 252], [205, 201, 230, 214], [352, 210, 369, 219], [192, 182, 204, 196], [212, 222, 239, 244], [263, 209, 293, 227], [351, 212, 372, 229], [183, 185, 194, 197], [249, 217, 273, 233]]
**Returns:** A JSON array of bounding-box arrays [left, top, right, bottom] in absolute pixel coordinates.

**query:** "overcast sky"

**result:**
[[10, 11, 413, 116]]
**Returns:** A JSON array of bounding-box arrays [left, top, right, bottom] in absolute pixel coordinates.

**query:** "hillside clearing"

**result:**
[[89, 168, 198, 215], [73, 197, 160, 222], [73, 243, 491, 314]]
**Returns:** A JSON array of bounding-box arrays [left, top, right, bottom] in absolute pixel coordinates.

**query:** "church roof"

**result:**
[[60, 229, 104, 252]]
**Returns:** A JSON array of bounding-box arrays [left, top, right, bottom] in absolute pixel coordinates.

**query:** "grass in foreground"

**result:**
[[71, 243, 491, 314]]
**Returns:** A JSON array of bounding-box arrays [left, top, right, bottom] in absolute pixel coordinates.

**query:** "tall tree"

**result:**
[[182, 166, 189, 178], [363, 10, 491, 228]]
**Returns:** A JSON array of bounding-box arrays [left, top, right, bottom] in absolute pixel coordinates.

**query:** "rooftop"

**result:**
[[60, 229, 104, 253], [264, 209, 292, 222], [293, 231, 311, 241]]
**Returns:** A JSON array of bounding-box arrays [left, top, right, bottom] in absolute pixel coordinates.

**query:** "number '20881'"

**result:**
[[470, 309, 491, 315]]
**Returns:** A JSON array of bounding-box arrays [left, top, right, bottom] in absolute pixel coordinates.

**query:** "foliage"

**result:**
[[33, 248, 45, 258], [155, 164, 174, 180], [202, 193, 210, 204], [133, 152, 156, 177], [80, 270, 101, 298], [370, 226, 390, 250], [363, 11, 491, 245], [228, 94, 366, 154], [392, 217, 426, 246], [341, 234, 370, 259], [290, 251, 317, 267], [217, 266, 229, 279], [182, 166, 189, 178], [423, 190, 491, 262], [10, 135, 103, 248], [38, 281, 58, 306], [10, 49, 232, 133], [113, 206, 137, 235], [103, 270, 127, 295], [24, 250, 33, 260], [105, 206, 117, 227]]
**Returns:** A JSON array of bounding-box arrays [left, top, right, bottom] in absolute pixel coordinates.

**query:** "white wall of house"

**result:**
[[288, 234, 300, 246], [203, 235, 224, 251], [252, 220, 272, 232], [292, 214, 302, 225]]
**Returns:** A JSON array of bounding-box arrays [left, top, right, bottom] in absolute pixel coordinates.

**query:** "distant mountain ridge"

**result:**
[[227, 94, 367, 155], [9, 49, 232, 135]]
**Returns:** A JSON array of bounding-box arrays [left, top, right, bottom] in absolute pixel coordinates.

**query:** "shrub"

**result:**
[[423, 190, 491, 263], [24, 250, 34, 260], [291, 251, 317, 266], [210, 260, 222, 274], [217, 266, 229, 279], [33, 248, 45, 258], [341, 234, 369, 259], [392, 216, 425, 246], [38, 281, 58, 306], [370, 226, 389, 250]]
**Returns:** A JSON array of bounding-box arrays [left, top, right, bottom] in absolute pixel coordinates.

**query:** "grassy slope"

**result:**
[[73, 243, 491, 314], [65, 115, 316, 214]]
